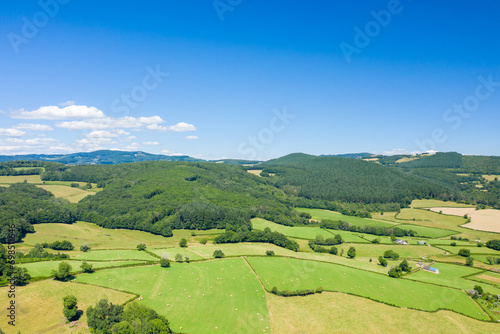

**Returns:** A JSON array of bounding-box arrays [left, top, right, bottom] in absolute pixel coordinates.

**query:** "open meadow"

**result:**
[[37, 184, 95, 203], [18, 260, 145, 277], [296, 208, 395, 228], [247, 257, 489, 320], [76, 258, 270, 334]]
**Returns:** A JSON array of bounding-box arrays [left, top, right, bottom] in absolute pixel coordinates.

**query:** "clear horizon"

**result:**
[[1, 1, 499, 160]]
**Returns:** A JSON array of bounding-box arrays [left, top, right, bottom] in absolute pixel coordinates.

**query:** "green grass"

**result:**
[[252, 218, 368, 242], [438, 245, 500, 256], [406, 262, 500, 293], [150, 247, 206, 261], [76, 258, 270, 334], [247, 257, 489, 321], [334, 243, 445, 259], [296, 208, 395, 228], [469, 271, 500, 288], [188, 243, 299, 258], [0, 175, 42, 183], [74, 249, 158, 261], [395, 224, 456, 238], [36, 184, 95, 203], [411, 199, 475, 208], [19, 221, 198, 250], [18, 260, 144, 277]]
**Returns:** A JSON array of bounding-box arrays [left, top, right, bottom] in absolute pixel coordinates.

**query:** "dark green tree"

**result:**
[[80, 262, 94, 273], [378, 256, 388, 267], [458, 249, 471, 257], [213, 250, 225, 258], [136, 243, 146, 251], [466, 257, 474, 267], [63, 295, 78, 321], [347, 247, 356, 259], [179, 238, 188, 248], [53, 261, 72, 281]]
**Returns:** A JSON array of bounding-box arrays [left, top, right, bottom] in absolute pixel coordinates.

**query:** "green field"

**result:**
[[296, 208, 395, 228], [76, 258, 270, 334], [0, 175, 42, 183], [18, 260, 144, 277], [0, 280, 133, 334], [439, 245, 500, 256], [394, 224, 456, 238], [469, 271, 500, 288], [36, 184, 95, 203], [150, 247, 206, 261], [406, 262, 500, 293], [334, 243, 445, 259], [247, 257, 489, 320], [74, 249, 158, 261], [19, 221, 198, 250], [252, 218, 368, 242]]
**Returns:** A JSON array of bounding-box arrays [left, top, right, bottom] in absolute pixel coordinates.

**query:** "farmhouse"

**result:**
[[423, 265, 439, 274], [395, 239, 409, 245], [416, 262, 424, 268]]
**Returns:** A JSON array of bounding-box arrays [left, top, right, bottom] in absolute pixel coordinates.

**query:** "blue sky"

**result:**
[[1, 0, 499, 160]]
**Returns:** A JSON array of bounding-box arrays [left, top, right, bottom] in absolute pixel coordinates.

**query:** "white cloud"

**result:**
[[167, 122, 196, 132], [12, 105, 106, 120], [162, 149, 186, 156], [124, 143, 140, 150], [185, 135, 199, 140], [87, 130, 119, 138], [146, 124, 168, 131], [13, 123, 54, 131], [0, 137, 73, 155], [56, 116, 166, 131], [59, 100, 75, 107], [143, 141, 159, 145], [0, 128, 26, 136]]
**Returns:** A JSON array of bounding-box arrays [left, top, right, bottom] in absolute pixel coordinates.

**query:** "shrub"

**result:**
[[486, 240, 500, 251], [378, 256, 388, 267], [450, 242, 456, 246], [466, 257, 474, 267], [329, 246, 338, 255], [70, 183, 79, 188], [80, 242, 91, 252], [80, 262, 94, 273], [458, 249, 471, 257], [371, 238, 380, 244], [200, 238, 208, 245], [175, 253, 183, 262], [136, 243, 146, 251], [179, 238, 188, 248], [388, 266, 402, 278], [185, 256, 190, 263], [53, 261, 72, 281], [383, 250, 399, 260], [213, 250, 225, 258], [347, 247, 356, 259], [266, 250, 275, 256]]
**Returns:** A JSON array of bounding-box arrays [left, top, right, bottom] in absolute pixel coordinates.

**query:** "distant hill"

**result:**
[[321, 152, 374, 159], [0, 150, 202, 165]]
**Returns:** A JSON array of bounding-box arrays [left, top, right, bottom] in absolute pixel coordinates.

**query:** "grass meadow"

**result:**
[[18, 260, 144, 277], [266, 292, 500, 334], [76, 258, 270, 334], [296, 208, 395, 228], [247, 257, 489, 320], [74, 249, 158, 261], [0, 280, 134, 334]]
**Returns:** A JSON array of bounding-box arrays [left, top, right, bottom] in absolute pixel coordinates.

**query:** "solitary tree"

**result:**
[[213, 250, 225, 258], [266, 250, 275, 256], [53, 262, 72, 281], [378, 256, 388, 267], [458, 249, 471, 257], [466, 257, 474, 267], [63, 295, 78, 321], [329, 246, 338, 255], [347, 247, 356, 259], [175, 253, 183, 262], [179, 238, 188, 248], [80, 242, 91, 252], [160, 254, 170, 268], [80, 262, 94, 273], [137, 243, 146, 251]]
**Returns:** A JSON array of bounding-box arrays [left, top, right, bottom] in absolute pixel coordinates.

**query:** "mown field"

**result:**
[[19, 221, 203, 250], [411, 199, 475, 208], [438, 245, 500, 256], [252, 218, 368, 243], [266, 292, 500, 334], [247, 257, 489, 320], [296, 208, 395, 228], [18, 260, 144, 277], [76, 258, 270, 334], [74, 249, 158, 261], [37, 184, 95, 203], [0, 280, 134, 334]]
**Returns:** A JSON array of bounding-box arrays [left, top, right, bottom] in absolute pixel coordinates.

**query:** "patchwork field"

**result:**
[[462, 209, 500, 233], [470, 271, 500, 287], [295, 208, 395, 228], [19, 221, 200, 249], [74, 249, 158, 261], [248, 257, 489, 320], [266, 292, 500, 334], [0, 280, 134, 334], [252, 218, 368, 242], [406, 262, 500, 293], [18, 260, 144, 277], [36, 184, 95, 203], [395, 224, 455, 238], [76, 258, 270, 334], [0, 175, 42, 183], [334, 243, 445, 259], [438, 245, 500, 256], [411, 199, 475, 208], [430, 207, 477, 217]]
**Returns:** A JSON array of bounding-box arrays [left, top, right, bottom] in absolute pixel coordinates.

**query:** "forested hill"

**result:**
[[261, 153, 460, 207], [0, 150, 202, 165], [46, 161, 307, 235]]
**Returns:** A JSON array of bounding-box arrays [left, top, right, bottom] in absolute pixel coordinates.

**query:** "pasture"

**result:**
[[266, 292, 500, 334], [247, 257, 489, 320], [0, 280, 133, 334], [411, 199, 475, 208], [394, 224, 455, 238], [150, 247, 206, 261], [74, 249, 158, 261], [0, 175, 42, 183], [20, 221, 194, 249], [483, 175, 500, 182], [36, 184, 95, 203], [406, 262, 500, 293], [188, 243, 297, 258], [470, 271, 500, 288], [334, 243, 445, 259], [76, 258, 270, 334], [252, 218, 367, 242], [18, 260, 144, 277], [296, 208, 395, 228], [438, 245, 500, 256]]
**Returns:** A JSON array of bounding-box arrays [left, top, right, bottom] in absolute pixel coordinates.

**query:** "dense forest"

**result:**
[[0, 183, 75, 243]]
